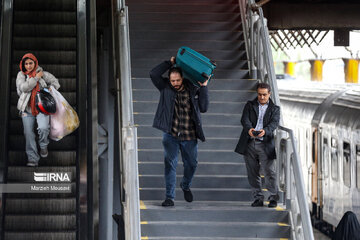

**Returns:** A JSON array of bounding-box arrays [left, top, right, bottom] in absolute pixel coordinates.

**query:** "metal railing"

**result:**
[[238, 1, 314, 239], [114, 0, 141, 239]]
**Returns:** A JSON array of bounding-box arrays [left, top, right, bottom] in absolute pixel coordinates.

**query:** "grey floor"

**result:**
[[314, 229, 330, 240]]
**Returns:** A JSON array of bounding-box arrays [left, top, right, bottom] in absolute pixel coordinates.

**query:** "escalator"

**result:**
[[0, 0, 86, 239]]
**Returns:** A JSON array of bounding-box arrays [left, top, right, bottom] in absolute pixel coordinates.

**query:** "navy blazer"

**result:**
[[149, 61, 209, 142], [235, 97, 280, 159]]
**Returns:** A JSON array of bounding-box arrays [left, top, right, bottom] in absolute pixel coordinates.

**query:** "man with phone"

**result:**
[[234, 82, 280, 208]]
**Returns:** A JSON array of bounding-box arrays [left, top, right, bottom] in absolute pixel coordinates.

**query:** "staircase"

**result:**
[[3, 0, 77, 239], [128, 0, 291, 239]]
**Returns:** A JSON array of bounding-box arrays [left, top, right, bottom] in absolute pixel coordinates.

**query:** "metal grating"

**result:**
[[270, 30, 329, 51]]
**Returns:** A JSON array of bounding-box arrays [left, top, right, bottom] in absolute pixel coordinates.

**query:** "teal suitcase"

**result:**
[[175, 46, 216, 87]]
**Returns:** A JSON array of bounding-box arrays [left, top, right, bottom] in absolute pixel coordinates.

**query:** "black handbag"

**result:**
[[35, 88, 57, 115]]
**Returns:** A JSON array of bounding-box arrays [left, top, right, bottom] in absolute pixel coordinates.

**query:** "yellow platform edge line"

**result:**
[[276, 206, 285, 211], [278, 222, 290, 227], [280, 238, 289, 240], [141, 237, 149, 240], [141, 221, 148, 225], [140, 200, 147, 210]]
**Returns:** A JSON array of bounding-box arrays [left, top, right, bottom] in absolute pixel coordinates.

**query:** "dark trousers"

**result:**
[[244, 139, 278, 201]]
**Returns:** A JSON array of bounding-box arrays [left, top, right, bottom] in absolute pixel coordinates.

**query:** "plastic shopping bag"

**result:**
[[49, 86, 80, 141]]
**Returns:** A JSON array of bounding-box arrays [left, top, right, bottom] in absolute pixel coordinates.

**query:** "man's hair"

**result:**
[[256, 82, 271, 92], [168, 67, 183, 79]]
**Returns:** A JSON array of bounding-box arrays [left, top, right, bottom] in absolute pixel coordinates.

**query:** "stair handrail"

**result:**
[[238, 1, 314, 239], [114, 1, 141, 239]]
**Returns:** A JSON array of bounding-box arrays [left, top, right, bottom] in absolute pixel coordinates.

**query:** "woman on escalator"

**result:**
[[16, 53, 60, 167]]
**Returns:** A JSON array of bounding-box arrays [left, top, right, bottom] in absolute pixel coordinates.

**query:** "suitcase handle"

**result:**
[[210, 60, 217, 67], [180, 49, 186, 55], [201, 72, 209, 79]]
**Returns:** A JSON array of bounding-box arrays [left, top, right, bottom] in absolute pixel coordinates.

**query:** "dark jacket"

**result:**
[[234, 97, 280, 159], [149, 61, 209, 142]]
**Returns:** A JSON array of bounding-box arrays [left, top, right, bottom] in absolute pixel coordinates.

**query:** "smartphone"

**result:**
[[252, 130, 261, 136]]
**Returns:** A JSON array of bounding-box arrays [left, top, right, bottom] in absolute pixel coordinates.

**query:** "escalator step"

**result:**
[[4, 215, 76, 231], [9, 135, 77, 151], [14, 0, 76, 11], [5, 198, 76, 214], [13, 24, 76, 37], [4, 231, 76, 240], [13, 37, 76, 51], [14, 11, 76, 24], [8, 151, 76, 166]]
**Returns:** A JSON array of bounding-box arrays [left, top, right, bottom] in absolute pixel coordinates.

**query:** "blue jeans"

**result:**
[[162, 133, 198, 200], [21, 111, 50, 163]]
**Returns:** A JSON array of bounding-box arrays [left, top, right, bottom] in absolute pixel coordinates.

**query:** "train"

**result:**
[[278, 81, 360, 232]]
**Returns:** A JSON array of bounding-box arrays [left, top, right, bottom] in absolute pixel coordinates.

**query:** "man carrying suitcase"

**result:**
[[149, 57, 209, 207]]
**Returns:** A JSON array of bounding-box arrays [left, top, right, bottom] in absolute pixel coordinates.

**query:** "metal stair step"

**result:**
[[133, 101, 246, 115], [128, 3, 239, 13], [127, 0, 238, 4], [130, 40, 245, 51], [141, 221, 290, 238], [135, 112, 241, 126], [140, 187, 252, 201], [133, 89, 254, 102], [138, 150, 244, 163], [132, 78, 257, 90], [139, 162, 246, 176], [130, 21, 242, 32], [132, 59, 248, 70], [138, 137, 239, 151], [136, 125, 242, 138], [131, 49, 246, 61], [129, 12, 241, 23], [133, 68, 249, 79], [140, 175, 250, 188], [141, 207, 289, 223], [130, 31, 243, 41]]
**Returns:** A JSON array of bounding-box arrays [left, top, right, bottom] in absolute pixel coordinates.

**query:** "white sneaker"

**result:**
[[40, 147, 48, 158]]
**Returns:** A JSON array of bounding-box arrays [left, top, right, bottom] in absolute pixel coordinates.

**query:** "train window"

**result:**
[[331, 138, 338, 181], [343, 142, 351, 187], [323, 138, 329, 178], [357, 145, 360, 189]]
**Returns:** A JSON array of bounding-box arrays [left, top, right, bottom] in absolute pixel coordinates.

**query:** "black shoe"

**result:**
[[161, 199, 174, 207], [268, 200, 277, 208], [251, 199, 264, 207], [180, 183, 193, 202]]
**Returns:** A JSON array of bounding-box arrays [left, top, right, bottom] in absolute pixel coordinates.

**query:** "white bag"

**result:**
[[49, 86, 80, 141]]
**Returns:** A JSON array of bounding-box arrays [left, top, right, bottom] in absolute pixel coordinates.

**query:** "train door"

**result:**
[[312, 128, 318, 204]]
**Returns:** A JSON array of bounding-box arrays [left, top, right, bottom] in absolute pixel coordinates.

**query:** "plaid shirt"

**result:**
[[171, 87, 196, 140]]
